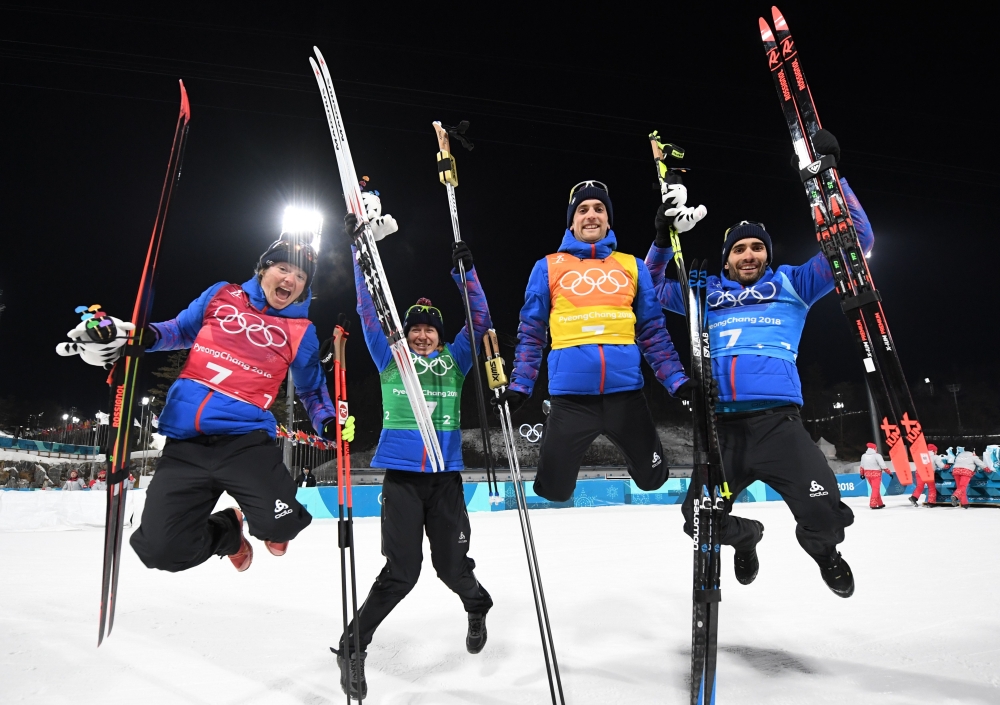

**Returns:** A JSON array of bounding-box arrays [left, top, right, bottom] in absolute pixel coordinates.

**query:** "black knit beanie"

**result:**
[[722, 222, 772, 269], [403, 298, 444, 339], [566, 184, 614, 229], [257, 235, 317, 294]]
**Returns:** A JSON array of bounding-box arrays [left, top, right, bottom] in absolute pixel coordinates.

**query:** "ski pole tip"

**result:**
[[178, 80, 191, 120]]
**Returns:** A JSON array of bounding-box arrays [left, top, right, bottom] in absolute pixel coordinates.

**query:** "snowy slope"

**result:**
[[1, 497, 997, 704]]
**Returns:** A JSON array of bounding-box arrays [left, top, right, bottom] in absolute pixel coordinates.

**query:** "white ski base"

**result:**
[[1, 497, 996, 703]]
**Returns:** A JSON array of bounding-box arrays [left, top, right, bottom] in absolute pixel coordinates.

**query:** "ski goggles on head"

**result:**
[[568, 180, 610, 203], [404, 303, 443, 320], [723, 220, 766, 239]]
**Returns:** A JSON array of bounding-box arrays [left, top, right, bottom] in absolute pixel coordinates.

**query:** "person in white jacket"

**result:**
[[909, 443, 941, 506], [950, 447, 990, 508], [859, 443, 889, 509], [61, 469, 87, 491]]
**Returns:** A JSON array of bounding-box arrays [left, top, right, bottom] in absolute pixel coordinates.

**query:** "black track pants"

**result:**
[[130, 430, 311, 572], [534, 389, 667, 502], [681, 407, 854, 557], [344, 470, 493, 653]]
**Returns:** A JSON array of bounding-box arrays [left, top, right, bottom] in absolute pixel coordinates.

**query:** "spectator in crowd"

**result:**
[[90, 469, 108, 492], [62, 469, 87, 491], [295, 466, 317, 488]]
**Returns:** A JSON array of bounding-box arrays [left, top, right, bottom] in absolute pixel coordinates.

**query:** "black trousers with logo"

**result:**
[[130, 430, 311, 572], [343, 469, 493, 654], [680, 407, 854, 557], [534, 389, 667, 502]]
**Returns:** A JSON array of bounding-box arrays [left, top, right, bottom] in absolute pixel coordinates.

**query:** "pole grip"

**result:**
[[433, 121, 458, 187]]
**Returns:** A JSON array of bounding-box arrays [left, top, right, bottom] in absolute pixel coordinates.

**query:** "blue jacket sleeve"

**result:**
[[148, 282, 228, 352], [448, 267, 492, 375], [352, 246, 394, 373], [644, 243, 686, 315], [510, 259, 550, 396], [290, 323, 338, 432], [786, 177, 874, 306], [634, 259, 689, 394]]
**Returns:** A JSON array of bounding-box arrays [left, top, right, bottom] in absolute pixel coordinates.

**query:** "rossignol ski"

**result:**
[[482, 330, 565, 705], [430, 120, 501, 504], [759, 7, 932, 485], [309, 46, 445, 472], [650, 136, 727, 704], [96, 80, 191, 645], [330, 317, 364, 704]]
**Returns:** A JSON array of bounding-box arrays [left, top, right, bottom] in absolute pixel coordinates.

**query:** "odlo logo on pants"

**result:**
[[274, 499, 292, 519], [809, 480, 829, 498]]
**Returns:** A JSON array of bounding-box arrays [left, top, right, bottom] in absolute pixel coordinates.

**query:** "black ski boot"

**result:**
[[466, 612, 487, 654], [908, 496, 919, 507], [813, 551, 854, 598], [332, 648, 367, 701], [733, 519, 765, 585], [951, 496, 960, 507]]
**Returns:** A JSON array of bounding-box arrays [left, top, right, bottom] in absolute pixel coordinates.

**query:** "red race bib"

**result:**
[[179, 284, 310, 409]]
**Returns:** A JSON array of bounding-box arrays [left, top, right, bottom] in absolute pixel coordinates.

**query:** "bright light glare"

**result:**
[[62, 414, 69, 420], [865, 251, 872, 259], [72, 417, 79, 423], [924, 378, 931, 384], [282, 207, 323, 253], [142, 397, 150, 406], [833, 401, 845, 409]]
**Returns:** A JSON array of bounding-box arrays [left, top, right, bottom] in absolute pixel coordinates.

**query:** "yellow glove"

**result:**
[[342, 415, 356, 443]]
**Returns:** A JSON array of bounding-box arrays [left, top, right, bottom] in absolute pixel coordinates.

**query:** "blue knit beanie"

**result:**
[[403, 298, 444, 339], [566, 185, 614, 229], [722, 222, 772, 268]]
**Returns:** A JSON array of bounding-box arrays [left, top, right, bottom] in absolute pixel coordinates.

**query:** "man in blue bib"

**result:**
[[646, 139, 867, 598]]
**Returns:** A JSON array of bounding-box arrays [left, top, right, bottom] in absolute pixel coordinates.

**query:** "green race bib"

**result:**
[[380, 347, 464, 430]]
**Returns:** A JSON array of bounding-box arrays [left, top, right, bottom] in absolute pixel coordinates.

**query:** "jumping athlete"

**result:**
[[498, 180, 694, 503], [58, 229, 348, 575], [334, 201, 494, 701], [645, 131, 863, 598], [859, 443, 890, 510]]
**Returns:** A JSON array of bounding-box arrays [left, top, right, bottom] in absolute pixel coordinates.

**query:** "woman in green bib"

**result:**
[[335, 209, 494, 699]]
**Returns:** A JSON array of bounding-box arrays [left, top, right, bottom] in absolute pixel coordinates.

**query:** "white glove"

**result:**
[[56, 317, 135, 369], [660, 183, 707, 234], [361, 192, 398, 241]]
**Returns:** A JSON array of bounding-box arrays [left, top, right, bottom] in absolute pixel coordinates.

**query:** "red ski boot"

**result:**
[[265, 541, 288, 556], [228, 508, 253, 572]]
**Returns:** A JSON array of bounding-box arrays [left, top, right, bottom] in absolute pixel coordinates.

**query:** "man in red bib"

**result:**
[[59, 230, 346, 574]]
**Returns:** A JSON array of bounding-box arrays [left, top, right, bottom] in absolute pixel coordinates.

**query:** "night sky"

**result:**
[[2, 2, 996, 420]]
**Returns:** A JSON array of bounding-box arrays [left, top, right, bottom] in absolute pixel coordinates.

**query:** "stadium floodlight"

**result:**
[[281, 206, 323, 253], [62, 413, 69, 420], [833, 401, 845, 410], [72, 417, 80, 423], [924, 378, 931, 384], [141, 397, 150, 406]]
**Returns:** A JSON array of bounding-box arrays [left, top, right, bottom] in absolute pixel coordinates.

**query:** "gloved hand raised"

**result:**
[[452, 241, 474, 271], [791, 129, 841, 170], [654, 183, 707, 247], [55, 316, 140, 370], [322, 416, 356, 443]]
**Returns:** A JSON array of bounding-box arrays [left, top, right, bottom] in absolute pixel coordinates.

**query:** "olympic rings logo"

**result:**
[[557, 268, 628, 296], [411, 353, 455, 376], [214, 304, 289, 348], [519, 423, 543, 443], [707, 281, 778, 308]]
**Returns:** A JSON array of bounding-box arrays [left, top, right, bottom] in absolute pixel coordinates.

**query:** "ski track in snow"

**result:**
[[2, 496, 998, 704]]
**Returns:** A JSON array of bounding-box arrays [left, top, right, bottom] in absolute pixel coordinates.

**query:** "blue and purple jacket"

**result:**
[[510, 230, 688, 398], [149, 277, 336, 439], [645, 178, 874, 410]]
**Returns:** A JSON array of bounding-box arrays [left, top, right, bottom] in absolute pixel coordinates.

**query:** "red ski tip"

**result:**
[[178, 80, 191, 121], [772, 6, 787, 30], [758, 17, 774, 41]]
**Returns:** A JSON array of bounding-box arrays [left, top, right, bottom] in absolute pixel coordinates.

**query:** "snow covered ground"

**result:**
[[2, 496, 998, 704]]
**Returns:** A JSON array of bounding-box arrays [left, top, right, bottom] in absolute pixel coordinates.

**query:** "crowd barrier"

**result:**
[[0, 437, 99, 457], [0, 472, 919, 531]]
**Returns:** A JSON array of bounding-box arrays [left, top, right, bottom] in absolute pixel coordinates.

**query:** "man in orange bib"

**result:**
[[497, 181, 694, 501]]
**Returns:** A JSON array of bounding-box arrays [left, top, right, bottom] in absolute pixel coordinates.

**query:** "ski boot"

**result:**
[[951, 496, 960, 507], [813, 551, 854, 598], [466, 612, 487, 654], [227, 508, 253, 572], [265, 541, 288, 556], [734, 519, 764, 586], [908, 496, 919, 507], [333, 649, 367, 701]]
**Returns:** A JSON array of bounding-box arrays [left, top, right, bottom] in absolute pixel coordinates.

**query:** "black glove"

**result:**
[[452, 241, 474, 271], [674, 378, 699, 399], [319, 336, 334, 372], [654, 202, 675, 248], [492, 388, 525, 414], [344, 213, 361, 241], [812, 129, 840, 164]]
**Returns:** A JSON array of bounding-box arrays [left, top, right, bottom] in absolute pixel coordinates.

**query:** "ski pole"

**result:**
[[649, 131, 690, 274], [431, 120, 501, 503], [330, 323, 353, 705]]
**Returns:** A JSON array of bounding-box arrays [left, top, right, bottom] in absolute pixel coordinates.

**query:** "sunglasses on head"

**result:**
[[405, 303, 442, 320], [568, 180, 610, 203], [723, 220, 766, 239]]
